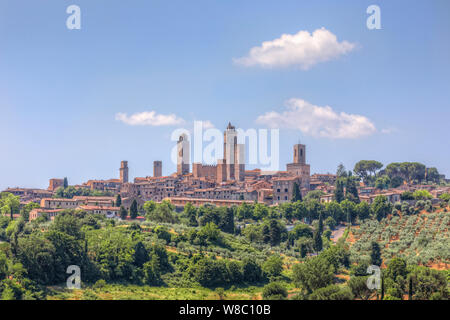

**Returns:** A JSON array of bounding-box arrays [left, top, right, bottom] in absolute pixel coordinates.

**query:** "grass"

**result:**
[[46, 283, 266, 300]]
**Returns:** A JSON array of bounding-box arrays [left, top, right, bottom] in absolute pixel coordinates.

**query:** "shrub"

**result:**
[[262, 282, 287, 300]]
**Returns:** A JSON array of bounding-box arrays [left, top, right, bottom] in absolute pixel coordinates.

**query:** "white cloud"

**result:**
[[115, 111, 185, 126], [234, 27, 356, 70], [256, 98, 376, 139], [201, 120, 215, 129]]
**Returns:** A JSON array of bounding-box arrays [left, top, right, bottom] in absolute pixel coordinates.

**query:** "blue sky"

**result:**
[[1, 0, 449, 190]]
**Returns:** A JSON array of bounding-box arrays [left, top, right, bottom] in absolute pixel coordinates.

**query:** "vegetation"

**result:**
[[0, 188, 448, 300]]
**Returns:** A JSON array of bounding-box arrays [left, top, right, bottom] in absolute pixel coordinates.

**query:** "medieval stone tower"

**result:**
[[286, 143, 310, 189], [177, 134, 190, 175], [120, 161, 129, 183], [293, 144, 306, 165], [220, 122, 245, 182], [153, 160, 162, 177]]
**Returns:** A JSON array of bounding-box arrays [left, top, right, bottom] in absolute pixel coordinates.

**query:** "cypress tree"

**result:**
[[408, 276, 414, 300], [313, 230, 323, 252], [120, 205, 127, 220], [334, 179, 345, 203], [300, 243, 307, 258], [318, 213, 324, 235], [130, 199, 138, 219], [115, 194, 122, 207], [345, 177, 360, 203], [370, 241, 382, 266], [63, 177, 68, 189], [262, 224, 270, 243], [292, 182, 302, 202], [269, 219, 281, 246]]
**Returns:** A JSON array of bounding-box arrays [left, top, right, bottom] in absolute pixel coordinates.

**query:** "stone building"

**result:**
[[286, 144, 310, 189], [120, 161, 129, 183], [272, 176, 302, 204], [48, 178, 64, 191], [153, 161, 162, 177], [177, 134, 190, 175], [192, 163, 217, 180]]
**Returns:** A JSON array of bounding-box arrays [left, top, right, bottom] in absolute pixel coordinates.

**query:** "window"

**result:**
[[284, 188, 288, 193]]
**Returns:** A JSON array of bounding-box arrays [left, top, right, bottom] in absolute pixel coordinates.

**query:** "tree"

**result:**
[[345, 176, 360, 203], [217, 207, 234, 234], [356, 201, 371, 221], [317, 213, 324, 235], [236, 202, 253, 220], [119, 206, 127, 220], [408, 266, 448, 300], [242, 259, 263, 283], [198, 222, 222, 244], [253, 203, 269, 220], [324, 243, 350, 269], [129, 199, 138, 219], [304, 190, 325, 202], [143, 258, 161, 285], [313, 230, 323, 252], [147, 200, 176, 223], [370, 241, 382, 267], [292, 256, 334, 293], [324, 216, 337, 230], [20, 202, 39, 221], [269, 219, 283, 246], [400, 191, 414, 201], [372, 195, 392, 221], [334, 179, 345, 203], [341, 199, 357, 225], [385, 162, 426, 184], [390, 176, 404, 188], [348, 276, 376, 300], [183, 202, 198, 226], [336, 164, 347, 178], [133, 241, 149, 268], [0, 193, 20, 218], [290, 223, 313, 239], [375, 175, 390, 190], [385, 258, 407, 281], [353, 160, 383, 183], [86, 228, 135, 281], [426, 167, 440, 183], [325, 201, 344, 223], [115, 194, 122, 207], [16, 233, 58, 284], [262, 282, 288, 300], [413, 189, 432, 200], [262, 255, 283, 278], [305, 199, 323, 222], [292, 182, 302, 202], [309, 284, 353, 300], [63, 177, 69, 189]]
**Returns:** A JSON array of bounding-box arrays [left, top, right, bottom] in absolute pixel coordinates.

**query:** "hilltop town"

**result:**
[[2, 122, 450, 222], [1, 122, 449, 301]]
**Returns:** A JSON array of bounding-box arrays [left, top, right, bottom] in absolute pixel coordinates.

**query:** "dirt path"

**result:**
[[331, 225, 346, 243]]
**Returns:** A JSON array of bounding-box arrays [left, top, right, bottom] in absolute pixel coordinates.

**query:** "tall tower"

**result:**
[[120, 161, 129, 183], [153, 161, 162, 177], [293, 144, 306, 165], [177, 134, 190, 175], [224, 122, 237, 180], [234, 143, 245, 182], [287, 143, 310, 190]]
